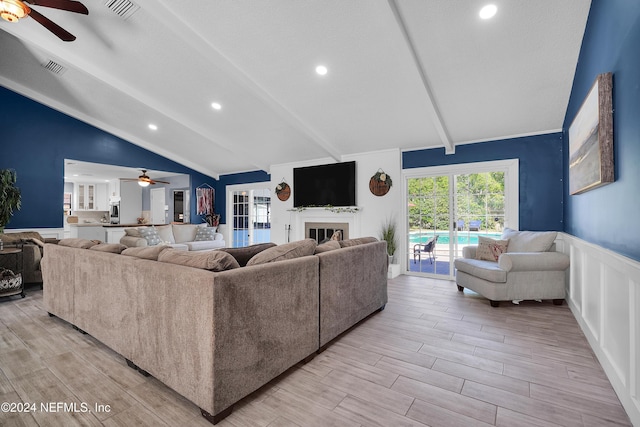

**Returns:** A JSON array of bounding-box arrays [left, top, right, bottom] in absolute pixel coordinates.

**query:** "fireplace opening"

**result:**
[[305, 222, 349, 243]]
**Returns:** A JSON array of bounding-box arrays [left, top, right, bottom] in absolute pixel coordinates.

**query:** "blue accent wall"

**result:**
[[563, 0, 640, 261], [403, 133, 564, 231], [0, 86, 218, 229], [215, 170, 271, 224]]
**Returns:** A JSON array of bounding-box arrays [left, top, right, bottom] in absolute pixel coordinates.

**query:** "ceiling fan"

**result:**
[[121, 170, 171, 188], [0, 0, 88, 42]]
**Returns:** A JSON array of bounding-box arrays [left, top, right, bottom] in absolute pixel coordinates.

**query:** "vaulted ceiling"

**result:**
[[0, 0, 591, 178]]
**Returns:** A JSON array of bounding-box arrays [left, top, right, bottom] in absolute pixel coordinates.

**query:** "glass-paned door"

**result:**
[[455, 172, 506, 259], [405, 161, 515, 279], [230, 187, 271, 248], [407, 176, 452, 276]]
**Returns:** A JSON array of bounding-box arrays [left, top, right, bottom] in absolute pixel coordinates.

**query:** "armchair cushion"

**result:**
[[501, 228, 557, 252], [498, 252, 570, 272], [454, 258, 507, 283]]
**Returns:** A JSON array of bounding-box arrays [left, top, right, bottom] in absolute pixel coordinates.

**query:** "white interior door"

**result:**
[[226, 184, 271, 248], [150, 188, 166, 224]]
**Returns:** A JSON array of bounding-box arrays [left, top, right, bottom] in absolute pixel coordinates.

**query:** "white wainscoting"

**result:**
[[556, 232, 639, 426]]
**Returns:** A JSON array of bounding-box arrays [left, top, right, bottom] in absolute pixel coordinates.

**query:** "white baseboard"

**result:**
[[556, 232, 639, 426]]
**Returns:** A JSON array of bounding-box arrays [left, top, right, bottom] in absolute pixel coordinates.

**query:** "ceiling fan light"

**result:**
[[138, 180, 150, 187], [0, 0, 30, 22]]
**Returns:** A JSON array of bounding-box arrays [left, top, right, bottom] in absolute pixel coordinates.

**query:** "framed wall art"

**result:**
[[569, 72, 614, 195]]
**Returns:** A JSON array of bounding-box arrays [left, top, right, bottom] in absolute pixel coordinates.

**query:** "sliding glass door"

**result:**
[[404, 160, 518, 278]]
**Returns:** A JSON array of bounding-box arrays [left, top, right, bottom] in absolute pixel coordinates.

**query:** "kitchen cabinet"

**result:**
[[76, 225, 106, 241], [74, 183, 108, 211], [108, 180, 121, 201]]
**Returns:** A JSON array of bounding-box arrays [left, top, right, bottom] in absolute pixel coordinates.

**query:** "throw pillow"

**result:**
[[89, 243, 127, 254], [139, 227, 162, 246], [194, 227, 217, 241], [171, 224, 199, 243], [121, 245, 170, 260], [247, 239, 317, 266], [155, 225, 175, 244], [219, 243, 277, 267], [315, 240, 341, 254], [475, 236, 509, 261], [501, 228, 557, 252], [58, 238, 100, 249], [158, 249, 240, 271]]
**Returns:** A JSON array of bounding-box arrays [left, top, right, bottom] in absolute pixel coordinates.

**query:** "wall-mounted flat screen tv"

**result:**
[[293, 161, 356, 207]]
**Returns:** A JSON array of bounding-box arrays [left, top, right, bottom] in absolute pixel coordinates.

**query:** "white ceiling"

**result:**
[[0, 0, 591, 179], [63, 159, 184, 184]]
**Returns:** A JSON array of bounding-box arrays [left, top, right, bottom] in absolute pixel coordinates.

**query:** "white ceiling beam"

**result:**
[[387, 0, 455, 154]]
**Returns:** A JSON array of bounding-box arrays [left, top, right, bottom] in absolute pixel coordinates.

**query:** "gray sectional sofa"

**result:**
[[42, 237, 387, 424]]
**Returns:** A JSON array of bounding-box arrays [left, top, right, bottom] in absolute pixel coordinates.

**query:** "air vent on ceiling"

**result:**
[[42, 60, 67, 75], [103, 0, 140, 20]]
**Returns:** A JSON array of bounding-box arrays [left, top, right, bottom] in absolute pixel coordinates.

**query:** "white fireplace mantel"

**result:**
[[288, 207, 362, 242]]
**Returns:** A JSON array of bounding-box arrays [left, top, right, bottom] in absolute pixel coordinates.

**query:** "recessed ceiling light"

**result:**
[[211, 102, 222, 111], [148, 124, 158, 131], [479, 4, 497, 19], [315, 65, 328, 76]]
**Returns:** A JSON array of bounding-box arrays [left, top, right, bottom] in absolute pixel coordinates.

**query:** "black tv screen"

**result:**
[[293, 161, 356, 207]]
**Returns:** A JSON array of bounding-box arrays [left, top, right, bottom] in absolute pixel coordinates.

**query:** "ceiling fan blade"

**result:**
[[152, 180, 171, 185], [28, 8, 76, 41], [24, 0, 88, 15]]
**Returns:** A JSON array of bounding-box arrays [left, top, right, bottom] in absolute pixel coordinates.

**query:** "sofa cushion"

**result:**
[[219, 243, 277, 267], [0, 231, 45, 244], [89, 243, 127, 254], [315, 240, 341, 254], [121, 245, 170, 260], [339, 237, 378, 248], [139, 227, 162, 246], [184, 240, 225, 251], [194, 227, 217, 241], [247, 239, 317, 266], [158, 249, 240, 271], [172, 224, 199, 243], [501, 228, 557, 253], [58, 238, 100, 249], [475, 236, 509, 261], [454, 258, 507, 283], [155, 225, 175, 244]]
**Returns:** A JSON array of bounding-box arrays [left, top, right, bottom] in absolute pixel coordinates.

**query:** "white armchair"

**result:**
[[454, 229, 569, 307]]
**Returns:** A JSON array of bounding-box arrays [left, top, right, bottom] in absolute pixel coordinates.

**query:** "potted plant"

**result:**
[[0, 169, 21, 233], [380, 217, 398, 264]]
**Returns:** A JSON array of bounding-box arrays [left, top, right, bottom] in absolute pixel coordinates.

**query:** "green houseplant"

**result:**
[[380, 217, 398, 263], [0, 169, 21, 233]]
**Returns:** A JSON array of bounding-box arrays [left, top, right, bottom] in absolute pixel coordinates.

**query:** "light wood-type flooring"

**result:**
[[0, 275, 632, 427]]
